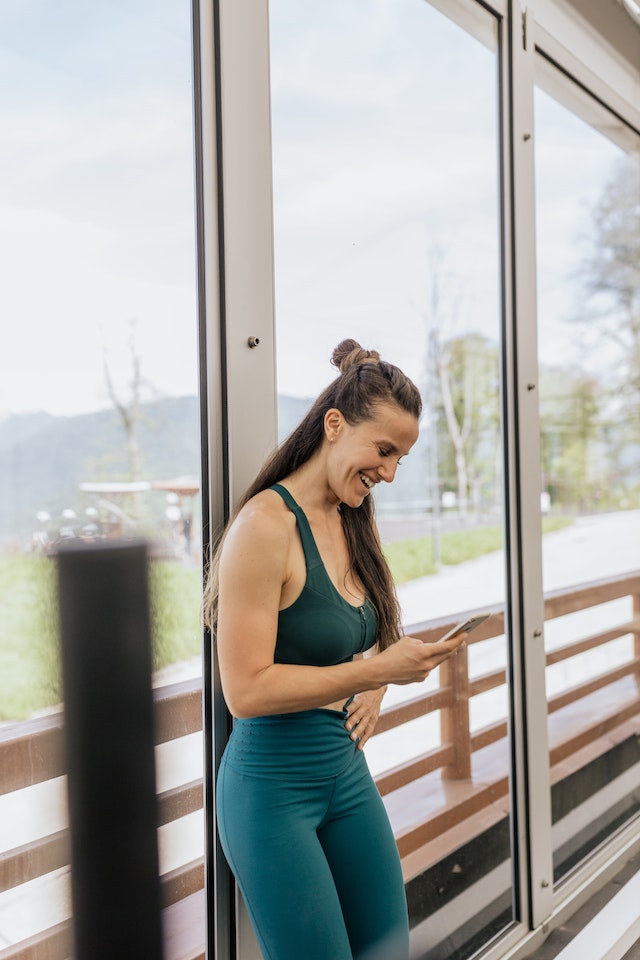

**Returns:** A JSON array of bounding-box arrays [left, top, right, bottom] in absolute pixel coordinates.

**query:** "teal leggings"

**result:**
[[216, 708, 409, 960]]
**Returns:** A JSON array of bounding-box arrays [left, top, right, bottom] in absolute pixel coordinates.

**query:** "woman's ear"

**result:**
[[324, 408, 343, 443]]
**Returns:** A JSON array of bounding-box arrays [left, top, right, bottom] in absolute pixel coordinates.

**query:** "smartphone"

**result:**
[[439, 613, 491, 642]]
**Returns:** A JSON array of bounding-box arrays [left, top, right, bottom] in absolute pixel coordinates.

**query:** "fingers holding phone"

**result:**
[[418, 612, 492, 672]]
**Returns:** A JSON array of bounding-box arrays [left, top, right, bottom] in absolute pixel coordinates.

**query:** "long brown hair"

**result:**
[[203, 338, 422, 650]]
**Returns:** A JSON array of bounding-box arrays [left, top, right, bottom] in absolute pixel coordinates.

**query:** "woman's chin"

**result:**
[[343, 486, 370, 509]]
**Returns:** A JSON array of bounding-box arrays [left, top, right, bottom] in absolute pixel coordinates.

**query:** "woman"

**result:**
[[204, 339, 466, 960]]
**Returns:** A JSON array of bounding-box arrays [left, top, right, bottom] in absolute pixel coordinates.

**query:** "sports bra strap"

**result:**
[[270, 484, 323, 572]]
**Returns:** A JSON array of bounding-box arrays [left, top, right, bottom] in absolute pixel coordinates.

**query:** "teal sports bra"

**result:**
[[270, 484, 377, 666]]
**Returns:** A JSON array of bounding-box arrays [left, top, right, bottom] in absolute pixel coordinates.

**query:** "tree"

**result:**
[[433, 332, 501, 514], [100, 319, 160, 522], [582, 157, 640, 411], [539, 366, 602, 510], [418, 242, 502, 517], [102, 319, 144, 484]]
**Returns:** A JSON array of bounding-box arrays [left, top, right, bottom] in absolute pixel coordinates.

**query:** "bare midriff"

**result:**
[[319, 698, 349, 713]]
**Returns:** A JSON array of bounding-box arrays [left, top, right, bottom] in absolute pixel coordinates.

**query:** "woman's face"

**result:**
[[326, 402, 419, 508]]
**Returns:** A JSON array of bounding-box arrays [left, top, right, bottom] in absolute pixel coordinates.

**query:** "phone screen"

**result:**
[[440, 613, 490, 642]]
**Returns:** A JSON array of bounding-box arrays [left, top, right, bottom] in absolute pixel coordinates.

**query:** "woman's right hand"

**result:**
[[376, 632, 466, 685]]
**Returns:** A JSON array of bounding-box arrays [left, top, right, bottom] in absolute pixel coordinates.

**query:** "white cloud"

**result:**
[[0, 0, 197, 416]]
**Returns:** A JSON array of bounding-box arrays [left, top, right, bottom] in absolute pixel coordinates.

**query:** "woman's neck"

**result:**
[[281, 455, 340, 519]]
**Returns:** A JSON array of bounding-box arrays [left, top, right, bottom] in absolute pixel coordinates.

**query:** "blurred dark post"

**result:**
[[57, 540, 163, 960]]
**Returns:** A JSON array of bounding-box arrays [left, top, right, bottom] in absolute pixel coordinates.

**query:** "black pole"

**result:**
[[57, 540, 163, 960]]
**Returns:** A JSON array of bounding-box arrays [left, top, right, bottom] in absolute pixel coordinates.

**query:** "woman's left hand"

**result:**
[[345, 687, 387, 750]]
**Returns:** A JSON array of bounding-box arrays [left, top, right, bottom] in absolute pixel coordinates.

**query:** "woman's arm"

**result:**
[[216, 498, 465, 718]]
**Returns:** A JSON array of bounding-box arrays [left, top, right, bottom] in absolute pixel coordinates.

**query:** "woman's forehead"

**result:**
[[365, 404, 419, 449]]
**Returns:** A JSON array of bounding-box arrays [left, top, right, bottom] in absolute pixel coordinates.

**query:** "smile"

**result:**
[[359, 472, 375, 489]]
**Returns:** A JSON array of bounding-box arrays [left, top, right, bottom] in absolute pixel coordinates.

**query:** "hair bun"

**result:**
[[331, 339, 381, 373]]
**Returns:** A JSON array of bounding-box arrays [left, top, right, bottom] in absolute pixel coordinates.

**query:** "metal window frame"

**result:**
[[193, 1, 276, 956], [193, 1, 640, 958], [529, 0, 640, 931], [501, 0, 555, 934], [191, 2, 235, 958]]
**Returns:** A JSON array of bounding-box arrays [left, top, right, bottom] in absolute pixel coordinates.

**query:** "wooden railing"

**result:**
[[0, 573, 639, 960], [375, 574, 640, 864], [0, 680, 205, 960]]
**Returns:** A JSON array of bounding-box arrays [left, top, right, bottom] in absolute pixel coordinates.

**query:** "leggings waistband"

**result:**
[[222, 708, 357, 781]]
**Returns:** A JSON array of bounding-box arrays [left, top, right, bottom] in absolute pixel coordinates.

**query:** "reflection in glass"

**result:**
[[270, 2, 513, 955], [0, 2, 203, 955], [535, 85, 640, 885]]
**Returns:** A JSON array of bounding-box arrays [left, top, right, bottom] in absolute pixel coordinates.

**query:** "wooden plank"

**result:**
[[548, 658, 640, 715], [0, 830, 69, 894], [0, 921, 71, 960], [160, 858, 205, 909], [546, 622, 640, 667], [0, 717, 64, 796], [544, 574, 640, 620], [401, 802, 509, 883], [375, 745, 454, 796], [157, 780, 203, 827], [394, 776, 510, 857], [154, 679, 203, 744], [0, 679, 203, 798], [0, 894, 207, 960], [0, 782, 205, 893], [469, 668, 507, 697], [375, 687, 452, 735], [471, 719, 508, 752], [549, 700, 640, 766]]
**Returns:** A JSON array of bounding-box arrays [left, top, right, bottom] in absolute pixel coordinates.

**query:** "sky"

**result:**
[[0, 0, 198, 418], [0, 0, 635, 419], [269, 0, 502, 395], [533, 89, 626, 372]]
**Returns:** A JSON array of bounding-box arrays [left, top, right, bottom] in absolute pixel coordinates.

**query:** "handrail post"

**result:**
[[440, 643, 472, 780]]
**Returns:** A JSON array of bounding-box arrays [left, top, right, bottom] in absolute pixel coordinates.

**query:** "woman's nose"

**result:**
[[378, 460, 397, 483]]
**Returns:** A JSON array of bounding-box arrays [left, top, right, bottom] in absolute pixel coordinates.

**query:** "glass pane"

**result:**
[[270, 1, 513, 956], [534, 81, 640, 886], [0, 1, 204, 955]]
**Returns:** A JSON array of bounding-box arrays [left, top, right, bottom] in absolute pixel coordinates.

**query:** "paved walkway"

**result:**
[[396, 509, 640, 626]]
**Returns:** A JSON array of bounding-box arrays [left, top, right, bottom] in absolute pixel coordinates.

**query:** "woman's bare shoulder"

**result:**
[[224, 488, 294, 555]]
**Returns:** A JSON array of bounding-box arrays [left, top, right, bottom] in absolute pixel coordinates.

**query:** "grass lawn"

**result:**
[[0, 555, 203, 722], [384, 515, 574, 584]]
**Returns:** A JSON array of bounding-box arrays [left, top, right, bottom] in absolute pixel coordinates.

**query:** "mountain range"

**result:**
[[1, 392, 430, 549], [0, 394, 312, 548]]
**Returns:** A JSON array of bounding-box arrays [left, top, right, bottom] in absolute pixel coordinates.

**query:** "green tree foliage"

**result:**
[[539, 157, 640, 514], [539, 368, 603, 510]]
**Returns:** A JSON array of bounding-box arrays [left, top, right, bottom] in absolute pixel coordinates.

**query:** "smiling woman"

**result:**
[[323, 399, 419, 507], [264, 3, 514, 955], [203, 339, 467, 960]]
